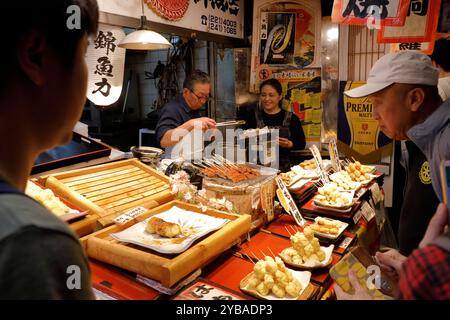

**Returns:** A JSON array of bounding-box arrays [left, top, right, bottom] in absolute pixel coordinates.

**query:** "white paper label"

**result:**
[[113, 206, 147, 224], [353, 209, 363, 224], [338, 236, 353, 250], [361, 201, 376, 222]]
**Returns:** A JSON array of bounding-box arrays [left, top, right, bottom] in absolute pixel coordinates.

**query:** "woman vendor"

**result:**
[[239, 78, 306, 172]]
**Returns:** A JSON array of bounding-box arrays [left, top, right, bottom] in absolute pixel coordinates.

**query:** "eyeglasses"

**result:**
[[190, 89, 211, 102]]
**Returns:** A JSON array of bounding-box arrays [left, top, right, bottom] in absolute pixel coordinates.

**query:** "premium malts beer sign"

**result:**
[[337, 81, 392, 162]]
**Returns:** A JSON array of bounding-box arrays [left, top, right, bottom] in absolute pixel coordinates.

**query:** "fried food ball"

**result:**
[[263, 273, 275, 290], [256, 282, 270, 296], [272, 284, 286, 298], [285, 281, 302, 298]]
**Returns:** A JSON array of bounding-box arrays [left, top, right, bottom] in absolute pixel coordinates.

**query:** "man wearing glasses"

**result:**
[[156, 70, 216, 157]]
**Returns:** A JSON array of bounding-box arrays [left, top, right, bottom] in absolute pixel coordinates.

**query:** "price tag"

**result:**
[[275, 176, 305, 226], [338, 236, 353, 250], [370, 182, 382, 204], [113, 206, 147, 224], [353, 209, 363, 224], [360, 201, 376, 222]]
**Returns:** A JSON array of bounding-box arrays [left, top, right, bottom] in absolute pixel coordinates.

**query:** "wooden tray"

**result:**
[[42, 159, 173, 227], [83, 201, 251, 288]]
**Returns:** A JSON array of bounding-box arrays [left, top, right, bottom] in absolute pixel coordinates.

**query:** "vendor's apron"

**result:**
[[255, 107, 292, 172]]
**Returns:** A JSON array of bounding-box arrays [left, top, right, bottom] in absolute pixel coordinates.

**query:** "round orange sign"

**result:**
[[145, 0, 189, 21]]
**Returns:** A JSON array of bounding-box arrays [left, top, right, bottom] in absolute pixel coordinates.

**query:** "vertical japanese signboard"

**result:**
[[337, 81, 392, 162], [331, 0, 410, 27], [86, 24, 126, 106]]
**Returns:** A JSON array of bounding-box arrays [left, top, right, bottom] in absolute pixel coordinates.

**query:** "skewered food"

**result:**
[[314, 183, 351, 207], [201, 164, 260, 183], [329, 171, 358, 190], [299, 159, 317, 170], [25, 181, 75, 217], [282, 227, 326, 265], [245, 256, 302, 298], [146, 217, 182, 238], [280, 171, 302, 186], [345, 161, 371, 182], [309, 217, 342, 235]]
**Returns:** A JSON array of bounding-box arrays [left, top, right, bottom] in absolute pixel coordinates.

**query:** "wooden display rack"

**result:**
[[82, 201, 252, 288], [40, 159, 173, 227]]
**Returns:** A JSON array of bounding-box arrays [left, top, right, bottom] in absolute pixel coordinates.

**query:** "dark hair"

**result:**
[[183, 70, 210, 90], [259, 78, 283, 96], [430, 37, 450, 72], [0, 0, 99, 85]]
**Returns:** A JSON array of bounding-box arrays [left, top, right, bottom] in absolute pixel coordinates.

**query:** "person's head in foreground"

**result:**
[[344, 51, 443, 141], [0, 0, 98, 189]]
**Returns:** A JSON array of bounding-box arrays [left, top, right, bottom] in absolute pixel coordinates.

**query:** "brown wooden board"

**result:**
[[43, 159, 173, 227], [84, 201, 251, 288]]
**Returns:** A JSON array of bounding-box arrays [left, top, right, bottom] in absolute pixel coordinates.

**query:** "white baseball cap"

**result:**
[[344, 51, 439, 98]]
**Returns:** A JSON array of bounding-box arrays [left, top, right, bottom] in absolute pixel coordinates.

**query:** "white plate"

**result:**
[[291, 165, 320, 179], [288, 178, 311, 191], [111, 206, 229, 254], [311, 217, 348, 240], [240, 269, 311, 300], [313, 190, 355, 210], [279, 245, 334, 269], [312, 202, 354, 213]]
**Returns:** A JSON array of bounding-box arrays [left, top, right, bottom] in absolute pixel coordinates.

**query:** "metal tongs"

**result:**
[[215, 120, 245, 128]]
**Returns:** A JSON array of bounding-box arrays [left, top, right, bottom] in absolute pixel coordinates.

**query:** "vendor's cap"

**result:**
[[344, 51, 439, 98]]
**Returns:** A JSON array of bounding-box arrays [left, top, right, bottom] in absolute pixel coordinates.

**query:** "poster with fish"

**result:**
[[260, 12, 295, 65], [250, 0, 321, 92]]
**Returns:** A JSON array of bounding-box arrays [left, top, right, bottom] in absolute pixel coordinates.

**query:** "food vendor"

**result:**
[[155, 70, 216, 159], [238, 78, 306, 172]]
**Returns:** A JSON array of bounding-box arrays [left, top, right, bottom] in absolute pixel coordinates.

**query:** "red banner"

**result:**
[[331, 0, 410, 27], [378, 0, 441, 43]]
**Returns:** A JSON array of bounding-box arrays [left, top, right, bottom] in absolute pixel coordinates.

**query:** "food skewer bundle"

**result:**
[[309, 217, 342, 236], [245, 256, 303, 298], [344, 161, 371, 182], [299, 159, 317, 170], [329, 171, 358, 190], [282, 227, 326, 264], [314, 182, 351, 207], [200, 163, 260, 183]]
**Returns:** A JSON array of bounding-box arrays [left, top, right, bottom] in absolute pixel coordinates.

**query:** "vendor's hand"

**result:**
[[375, 249, 406, 279], [279, 137, 293, 149], [186, 117, 216, 131], [420, 203, 449, 248], [334, 271, 373, 300]]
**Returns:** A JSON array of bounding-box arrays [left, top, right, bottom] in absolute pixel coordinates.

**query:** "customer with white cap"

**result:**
[[335, 51, 450, 300]]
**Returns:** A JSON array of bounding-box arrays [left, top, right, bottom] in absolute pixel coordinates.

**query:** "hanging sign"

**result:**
[[378, 0, 442, 43], [437, 0, 450, 35], [389, 39, 436, 55], [331, 0, 410, 27], [86, 24, 126, 106], [145, 0, 190, 21], [250, 0, 321, 92], [337, 81, 392, 162], [98, 0, 243, 39]]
